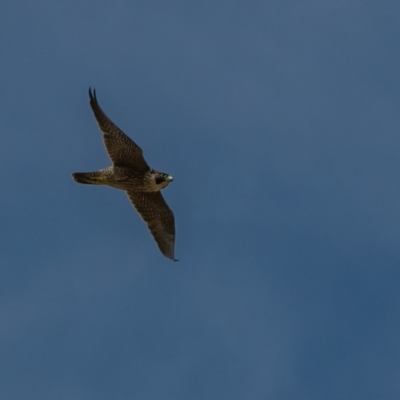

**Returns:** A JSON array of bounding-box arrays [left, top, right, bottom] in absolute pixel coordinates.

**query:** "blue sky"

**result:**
[[1, 1, 400, 399]]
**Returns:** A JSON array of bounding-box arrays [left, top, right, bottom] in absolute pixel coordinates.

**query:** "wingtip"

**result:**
[[88, 87, 96, 101], [165, 253, 178, 262]]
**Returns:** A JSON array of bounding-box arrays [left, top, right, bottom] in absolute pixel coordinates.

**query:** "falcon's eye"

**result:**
[[155, 176, 165, 185]]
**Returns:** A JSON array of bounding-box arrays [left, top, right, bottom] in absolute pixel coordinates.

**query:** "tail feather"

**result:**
[[72, 172, 105, 185]]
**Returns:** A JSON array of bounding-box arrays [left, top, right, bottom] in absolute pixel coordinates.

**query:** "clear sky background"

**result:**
[[1, 1, 400, 399]]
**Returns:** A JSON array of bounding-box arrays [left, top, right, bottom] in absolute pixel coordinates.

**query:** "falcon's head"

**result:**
[[151, 170, 173, 190]]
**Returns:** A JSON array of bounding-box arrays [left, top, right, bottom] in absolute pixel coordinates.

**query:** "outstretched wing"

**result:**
[[88, 88, 149, 170], [126, 190, 177, 261]]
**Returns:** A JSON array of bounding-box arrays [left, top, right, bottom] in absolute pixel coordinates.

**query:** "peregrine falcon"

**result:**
[[72, 88, 177, 261]]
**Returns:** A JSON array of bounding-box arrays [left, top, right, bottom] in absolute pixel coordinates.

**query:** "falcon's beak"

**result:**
[[167, 175, 173, 182]]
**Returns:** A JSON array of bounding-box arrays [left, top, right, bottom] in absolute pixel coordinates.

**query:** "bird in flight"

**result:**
[[72, 88, 177, 261]]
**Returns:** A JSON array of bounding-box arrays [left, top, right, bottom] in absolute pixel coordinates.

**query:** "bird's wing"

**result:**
[[126, 190, 177, 261], [88, 88, 149, 170]]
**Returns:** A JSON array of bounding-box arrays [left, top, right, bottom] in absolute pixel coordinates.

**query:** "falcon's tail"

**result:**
[[72, 171, 106, 185]]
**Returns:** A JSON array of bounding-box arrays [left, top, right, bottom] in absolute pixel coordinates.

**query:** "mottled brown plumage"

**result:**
[[72, 88, 177, 261]]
